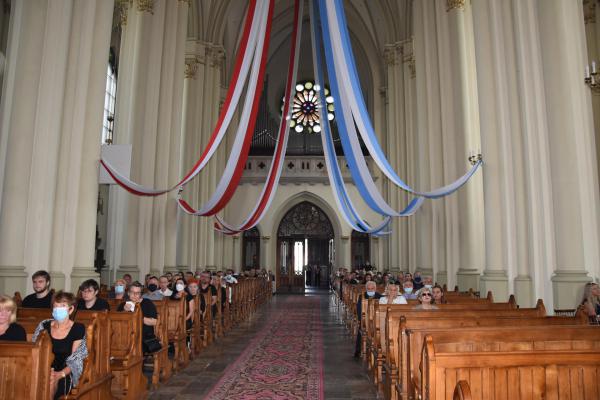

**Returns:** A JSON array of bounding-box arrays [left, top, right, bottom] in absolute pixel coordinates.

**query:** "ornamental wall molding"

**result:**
[[446, 0, 465, 12], [136, 0, 154, 14], [184, 57, 200, 79], [117, 0, 132, 26]]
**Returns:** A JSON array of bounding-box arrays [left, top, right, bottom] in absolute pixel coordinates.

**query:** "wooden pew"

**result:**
[[16, 309, 115, 400], [422, 334, 600, 400], [108, 308, 147, 399], [370, 302, 546, 392], [149, 298, 171, 388], [0, 330, 53, 400], [405, 322, 594, 400], [164, 297, 188, 372]]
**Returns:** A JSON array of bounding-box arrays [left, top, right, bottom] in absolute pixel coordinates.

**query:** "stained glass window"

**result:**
[[283, 80, 335, 134]]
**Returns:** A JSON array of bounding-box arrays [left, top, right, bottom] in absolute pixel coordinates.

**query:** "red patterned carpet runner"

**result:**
[[204, 296, 324, 399]]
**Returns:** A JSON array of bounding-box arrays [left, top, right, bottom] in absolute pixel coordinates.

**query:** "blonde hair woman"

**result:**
[[413, 288, 438, 310], [581, 282, 600, 318], [0, 295, 26, 341]]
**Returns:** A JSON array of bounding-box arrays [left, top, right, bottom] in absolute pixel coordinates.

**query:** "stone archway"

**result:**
[[276, 201, 334, 293]]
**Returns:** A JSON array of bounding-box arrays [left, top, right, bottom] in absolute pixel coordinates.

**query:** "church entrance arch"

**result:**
[[276, 201, 334, 293]]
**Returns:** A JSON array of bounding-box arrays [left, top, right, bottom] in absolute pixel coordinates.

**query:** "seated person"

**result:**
[[199, 272, 218, 317], [110, 279, 128, 300], [354, 281, 382, 357], [413, 271, 423, 290], [31, 291, 87, 400], [158, 275, 173, 297], [581, 282, 600, 320], [118, 282, 158, 353], [413, 288, 438, 310], [402, 280, 417, 300], [171, 278, 194, 330], [432, 284, 446, 304], [143, 276, 163, 301], [422, 275, 433, 290], [77, 279, 109, 311], [0, 295, 26, 341], [22, 270, 53, 308], [379, 284, 407, 304], [122, 273, 133, 287]]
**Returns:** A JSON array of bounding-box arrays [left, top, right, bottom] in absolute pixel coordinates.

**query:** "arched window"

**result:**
[[102, 49, 117, 144], [351, 230, 370, 269]]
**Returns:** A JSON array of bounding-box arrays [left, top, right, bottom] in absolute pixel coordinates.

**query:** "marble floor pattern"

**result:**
[[149, 290, 378, 399]]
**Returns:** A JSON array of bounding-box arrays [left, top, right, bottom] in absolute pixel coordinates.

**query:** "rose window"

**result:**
[[283, 81, 335, 134]]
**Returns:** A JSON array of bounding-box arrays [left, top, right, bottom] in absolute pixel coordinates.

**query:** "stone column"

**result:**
[[583, 0, 600, 184], [177, 41, 224, 271], [0, 0, 113, 293], [538, 0, 600, 309], [446, 0, 485, 291]]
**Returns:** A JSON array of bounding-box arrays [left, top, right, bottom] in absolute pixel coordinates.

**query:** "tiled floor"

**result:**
[[149, 291, 378, 399]]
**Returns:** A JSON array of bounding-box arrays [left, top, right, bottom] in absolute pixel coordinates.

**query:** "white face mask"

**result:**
[[176, 283, 185, 292]]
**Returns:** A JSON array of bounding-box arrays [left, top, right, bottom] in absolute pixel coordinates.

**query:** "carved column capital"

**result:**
[[383, 43, 402, 66], [446, 0, 465, 12], [117, 0, 132, 26], [136, 0, 154, 14], [206, 46, 226, 68], [184, 57, 200, 79]]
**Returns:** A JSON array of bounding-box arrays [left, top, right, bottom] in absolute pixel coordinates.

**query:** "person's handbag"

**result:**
[[143, 335, 162, 353]]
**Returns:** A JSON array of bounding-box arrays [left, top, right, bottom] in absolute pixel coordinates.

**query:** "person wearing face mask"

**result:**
[[22, 270, 53, 308], [354, 281, 382, 358], [413, 272, 423, 290], [171, 278, 195, 330], [380, 283, 408, 305], [143, 276, 163, 300], [111, 279, 128, 300], [402, 280, 417, 300], [31, 291, 87, 400], [422, 275, 433, 290]]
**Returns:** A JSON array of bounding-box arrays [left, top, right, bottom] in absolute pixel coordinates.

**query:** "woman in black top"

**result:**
[[32, 291, 87, 400], [77, 279, 110, 311], [171, 278, 195, 330], [0, 295, 26, 341]]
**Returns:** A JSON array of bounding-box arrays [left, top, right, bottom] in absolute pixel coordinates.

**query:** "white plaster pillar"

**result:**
[[0, 0, 113, 293], [583, 0, 600, 191], [445, 0, 485, 291], [176, 40, 223, 271], [538, 0, 600, 309]]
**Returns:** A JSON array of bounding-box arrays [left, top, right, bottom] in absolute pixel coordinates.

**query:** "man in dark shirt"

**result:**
[[199, 272, 217, 315], [76, 279, 110, 311], [117, 281, 158, 351], [354, 281, 382, 358], [22, 270, 53, 308]]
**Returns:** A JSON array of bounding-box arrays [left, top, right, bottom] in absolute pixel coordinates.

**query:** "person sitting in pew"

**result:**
[[171, 278, 195, 330], [432, 284, 447, 304], [31, 291, 87, 400], [122, 273, 132, 287], [581, 282, 600, 321], [110, 278, 128, 300], [413, 288, 438, 310], [402, 280, 417, 300], [354, 281, 382, 358], [143, 276, 163, 301], [0, 295, 26, 341], [379, 283, 408, 305], [422, 275, 433, 290], [118, 281, 159, 353], [158, 275, 173, 297], [22, 270, 53, 308], [76, 279, 110, 311]]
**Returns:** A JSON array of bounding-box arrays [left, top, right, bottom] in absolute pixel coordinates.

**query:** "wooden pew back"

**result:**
[[0, 331, 53, 400]]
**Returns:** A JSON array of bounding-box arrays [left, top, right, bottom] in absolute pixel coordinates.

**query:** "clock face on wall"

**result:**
[[284, 81, 335, 134]]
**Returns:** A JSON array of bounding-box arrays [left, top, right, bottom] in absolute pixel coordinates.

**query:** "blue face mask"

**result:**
[[52, 307, 70, 322], [424, 284, 433, 290], [404, 287, 413, 294], [115, 285, 125, 294], [366, 291, 376, 297]]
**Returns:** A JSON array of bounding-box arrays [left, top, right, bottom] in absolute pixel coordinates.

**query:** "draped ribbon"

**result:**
[[100, 0, 264, 196], [323, 0, 482, 199], [309, 1, 395, 235], [213, 0, 303, 235], [177, 0, 274, 216], [317, 0, 424, 218]]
